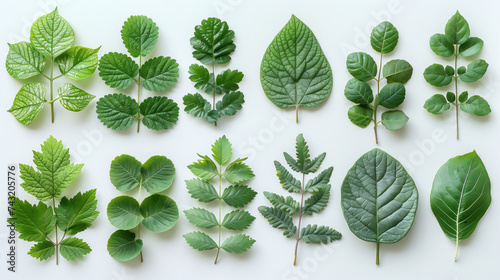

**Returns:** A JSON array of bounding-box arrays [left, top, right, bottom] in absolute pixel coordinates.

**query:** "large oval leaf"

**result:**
[[107, 230, 143, 262], [260, 15, 332, 121], [430, 151, 491, 261], [107, 196, 142, 230], [109, 154, 142, 192], [370, 21, 399, 54], [140, 194, 179, 233], [191, 17, 235, 65], [141, 156, 175, 194], [29, 8, 74, 57], [341, 148, 418, 265], [121, 15, 158, 58]]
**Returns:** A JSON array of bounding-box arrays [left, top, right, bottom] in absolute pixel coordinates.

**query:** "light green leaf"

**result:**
[[346, 52, 377, 82], [98, 52, 139, 89], [140, 194, 179, 233], [55, 189, 99, 235], [183, 93, 216, 123], [274, 161, 301, 193], [370, 21, 399, 54], [140, 56, 179, 92], [8, 82, 47, 125], [140, 96, 179, 131], [223, 159, 254, 184], [6, 41, 46, 79], [184, 208, 218, 229], [429, 34, 454, 57], [459, 37, 483, 57], [344, 78, 373, 105], [216, 91, 245, 117], [222, 210, 255, 231], [445, 11, 470, 44], [107, 196, 142, 230], [212, 135, 232, 165], [222, 185, 257, 208], [96, 93, 139, 130], [28, 241, 55, 260], [382, 59, 413, 84], [424, 94, 451, 114], [184, 231, 218, 251], [57, 83, 95, 112], [185, 178, 218, 203], [348, 105, 373, 128], [191, 17, 235, 64], [11, 198, 56, 242], [459, 91, 469, 103], [300, 225, 342, 244], [109, 154, 142, 192], [221, 234, 255, 254], [381, 110, 408, 130], [304, 167, 333, 194], [460, 95, 491, 116], [216, 69, 243, 94], [263, 191, 299, 215], [258, 206, 296, 238], [423, 64, 453, 87], [141, 155, 176, 194], [19, 164, 48, 200], [188, 156, 219, 181], [107, 230, 143, 261], [378, 83, 405, 109], [55, 46, 100, 80], [30, 8, 74, 57], [121, 15, 158, 57], [59, 237, 91, 261], [458, 59, 488, 83], [189, 64, 214, 94], [303, 186, 331, 215]]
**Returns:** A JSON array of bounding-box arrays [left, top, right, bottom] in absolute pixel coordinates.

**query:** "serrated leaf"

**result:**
[[55, 46, 99, 80], [185, 178, 218, 203], [381, 110, 408, 130], [263, 191, 299, 215], [346, 52, 377, 82], [295, 133, 310, 172], [382, 59, 413, 84], [458, 59, 488, 83], [429, 34, 455, 57], [283, 152, 300, 173], [222, 210, 255, 231], [30, 8, 74, 57], [184, 231, 218, 251], [460, 95, 491, 116], [57, 83, 95, 112], [274, 161, 301, 193], [445, 11, 470, 44], [370, 21, 399, 54], [19, 164, 48, 201], [141, 155, 176, 194], [424, 94, 451, 114], [305, 167, 333, 194], [183, 93, 215, 123], [98, 52, 139, 89], [303, 186, 331, 215], [8, 82, 47, 125], [216, 69, 243, 94], [459, 37, 483, 57], [223, 159, 254, 184], [261, 15, 332, 114], [59, 237, 91, 261], [140, 194, 178, 233], [107, 196, 142, 230], [344, 78, 373, 105], [222, 185, 257, 208], [191, 17, 235, 64], [107, 230, 143, 261], [184, 208, 218, 229], [378, 83, 406, 109], [216, 91, 245, 117], [423, 64, 453, 87], [121, 15, 158, 57], [305, 153, 326, 174], [258, 206, 296, 238], [188, 156, 219, 181], [189, 64, 214, 94], [140, 56, 179, 92], [212, 135, 232, 165], [28, 241, 55, 260], [110, 154, 142, 192], [140, 96, 179, 131], [6, 41, 46, 79], [300, 225, 342, 244], [11, 198, 56, 242], [55, 189, 99, 235], [221, 234, 255, 254], [96, 93, 139, 130], [347, 105, 373, 128]]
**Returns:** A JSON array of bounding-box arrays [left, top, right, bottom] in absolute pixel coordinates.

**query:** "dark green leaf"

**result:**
[[459, 37, 483, 57], [107, 196, 141, 230], [370, 21, 399, 54], [424, 94, 451, 114], [184, 231, 218, 251], [347, 105, 373, 128], [107, 230, 143, 261], [140, 96, 179, 131], [304, 167, 333, 194], [222, 185, 257, 208], [141, 155, 176, 194], [189, 64, 214, 94], [216, 91, 245, 117], [346, 52, 377, 82], [216, 69, 243, 94], [55, 46, 100, 80], [140, 56, 179, 92], [303, 186, 331, 215], [57, 83, 95, 112], [382, 59, 413, 84], [295, 133, 310, 172], [274, 161, 301, 193], [263, 191, 299, 215], [378, 83, 405, 109], [11, 198, 56, 242], [305, 153, 326, 174], [458, 59, 488, 82], [460, 95, 491, 116], [96, 93, 139, 130], [183, 93, 214, 122], [423, 64, 453, 87], [28, 241, 55, 260], [55, 189, 98, 235], [221, 234, 255, 254], [222, 210, 255, 231], [344, 78, 373, 105], [191, 17, 235, 64], [445, 11, 470, 44], [185, 178, 218, 203], [184, 208, 218, 229], [140, 194, 179, 233], [457, 66, 466, 75], [8, 82, 47, 125], [6, 41, 46, 79], [121, 15, 158, 57], [459, 91, 468, 103], [98, 52, 139, 89], [59, 237, 91, 261], [109, 154, 142, 192], [30, 8, 74, 57], [300, 225, 342, 244], [381, 110, 408, 130], [258, 206, 296, 238], [446, 92, 456, 103], [429, 34, 454, 57]]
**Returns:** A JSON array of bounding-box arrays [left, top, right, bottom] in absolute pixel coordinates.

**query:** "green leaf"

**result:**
[[423, 64, 453, 87], [8, 82, 47, 125], [304, 167, 333, 194], [55, 189, 99, 235], [140, 194, 178, 233], [140, 56, 179, 92], [347, 105, 373, 128], [260, 15, 333, 113], [121, 15, 158, 57], [185, 178, 218, 203], [274, 161, 301, 193], [30, 8, 74, 57], [459, 37, 483, 57], [370, 21, 399, 54], [57, 83, 95, 112], [6, 41, 46, 79], [283, 152, 300, 173], [446, 92, 456, 103], [98, 52, 139, 89], [11, 198, 56, 242], [184, 208, 218, 229], [212, 135, 232, 165], [458, 91, 469, 103], [183, 93, 215, 123], [222, 210, 255, 231], [295, 133, 310, 172], [141, 155, 176, 194], [303, 186, 330, 215], [189, 64, 215, 94], [429, 34, 455, 57], [460, 95, 491, 116], [216, 69, 244, 94], [184, 231, 218, 251], [216, 91, 245, 117], [300, 225, 342, 244], [344, 79, 373, 105], [55, 46, 100, 80], [258, 206, 296, 238], [96, 93, 139, 130], [263, 191, 299, 215], [381, 110, 408, 130], [445, 65, 455, 76], [59, 237, 91, 261], [458, 59, 488, 82], [346, 52, 377, 82], [223, 159, 254, 184], [110, 154, 142, 192], [382, 59, 413, 84], [18, 164, 47, 200], [445, 11, 470, 44], [222, 185, 257, 208], [28, 241, 55, 260], [424, 94, 451, 114], [107, 230, 143, 261], [305, 153, 326, 174], [378, 83, 405, 109], [107, 196, 142, 230], [221, 234, 255, 254], [188, 156, 218, 181], [341, 149, 418, 264], [191, 17, 235, 64], [457, 66, 466, 75]]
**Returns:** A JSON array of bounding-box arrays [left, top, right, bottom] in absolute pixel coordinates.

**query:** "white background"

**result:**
[[1, 0, 499, 279]]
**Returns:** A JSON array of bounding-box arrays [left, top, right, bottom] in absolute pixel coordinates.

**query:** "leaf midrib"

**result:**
[[455, 155, 475, 242]]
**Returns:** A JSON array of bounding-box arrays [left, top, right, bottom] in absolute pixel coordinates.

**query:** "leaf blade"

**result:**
[[121, 15, 158, 57], [8, 83, 47, 125]]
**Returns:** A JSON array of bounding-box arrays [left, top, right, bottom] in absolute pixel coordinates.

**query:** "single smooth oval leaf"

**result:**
[[110, 154, 142, 192], [191, 17, 235, 64], [346, 52, 377, 82], [458, 59, 488, 83], [55, 46, 100, 80], [141, 155, 176, 194], [370, 21, 399, 54], [98, 52, 139, 89], [107, 196, 142, 230], [381, 110, 408, 130], [57, 83, 95, 112], [429, 34, 455, 57], [423, 64, 453, 87], [445, 11, 470, 44], [424, 94, 451, 114], [347, 105, 373, 128], [121, 15, 159, 58], [8, 82, 47, 125], [378, 83, 405, 109], [459, 37, 483, 57], [140, 194, 179, 233], [139, 56, 179, 92], [446, 92, 456, 103], [96, 93, 139, 130], [344, 78, 373, 105], [6, 41, 46, 79], [382, 59, 413, 84], [30, 8, 75, 57], [140, 96, 179, 131], [460, 95, 491, 116], [107, 230, 143, 261]]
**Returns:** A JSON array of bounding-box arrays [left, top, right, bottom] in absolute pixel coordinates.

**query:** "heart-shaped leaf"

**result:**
[[30, 8, 75, 57]]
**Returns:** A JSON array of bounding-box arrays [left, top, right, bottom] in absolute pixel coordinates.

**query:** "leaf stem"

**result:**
[[137, 56, 142, 133], [376, 241, 380, 265], [454, 236, 459, 262], [454, 46, 459, 140], [295, 105, 299, 124], [52, 197, 59, 265], [373, 52, 384, 144], [215, 171, 222, 264], [294, 172, 306, 265], [138, 181, 143, 263], [212, 62, 218, 127], [50, 57, 55, 123]]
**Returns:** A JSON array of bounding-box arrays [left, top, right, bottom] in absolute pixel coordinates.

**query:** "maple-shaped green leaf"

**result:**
[[55, 189, 99, 235], [59, 237, 91, 261], [191, 17, 235, 64], [96, 93, 139, 130], [8, 82, 47, 125], [258, 206, 296, 238], [55, 46, 100, 80], [139, 56, 179, 92], [139, 96, 179, 131], [28, 241, 55, 260], [98, 52, 139, 89], [216, 91, 244, 117], [184, 231, 218, 251], [221, 234, 255, 254], [216, 69, 243, 94], [57, 83, 95, 112], [185, 179, 218, 203], [188, 64, 215, 94], [6, 41, 46, 79], [29, 7, 75, 57], [107, 230, 143, 261], [11, 198, 56, 242], [121, 15, 159, 57], [221, 185, 257, 208]]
